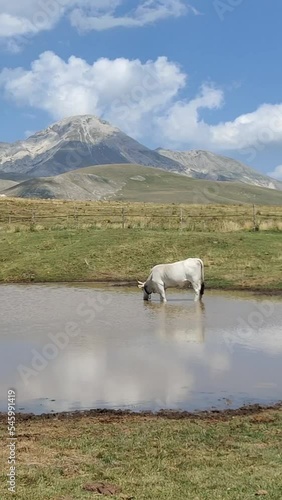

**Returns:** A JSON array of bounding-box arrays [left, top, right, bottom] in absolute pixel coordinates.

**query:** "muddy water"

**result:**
[[0, 284, 281, 414]]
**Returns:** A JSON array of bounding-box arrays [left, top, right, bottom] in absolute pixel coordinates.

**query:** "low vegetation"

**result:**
[[3, 163, 282, 205], [0, 225, 281, 289], [1, 407, 282, 499], [0, 198, 281, 288], [0, 197, 282, 232]]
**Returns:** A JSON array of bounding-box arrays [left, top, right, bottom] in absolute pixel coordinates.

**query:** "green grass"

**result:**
[[1, 409, 282, 499], [72, 164, 282, 205], [0, 227, 281, 289], [0, 198, 281, 288], [4, 163, 282, 205]]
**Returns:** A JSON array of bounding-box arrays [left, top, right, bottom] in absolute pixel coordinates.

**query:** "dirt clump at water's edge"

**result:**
[[1, 402, 281, 424], [5, 279, 282, 295]]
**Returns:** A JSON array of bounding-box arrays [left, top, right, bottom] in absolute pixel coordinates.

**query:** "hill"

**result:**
[[0, 179, 18, 192], [3, 164, 282, 205]]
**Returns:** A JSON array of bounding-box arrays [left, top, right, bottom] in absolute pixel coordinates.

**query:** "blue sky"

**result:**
[[0, 0, 282, 179]]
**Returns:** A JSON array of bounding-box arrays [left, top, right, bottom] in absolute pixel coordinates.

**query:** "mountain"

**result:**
[[0, 179, 18, 191], [0, 115, 183, 178], [3, 164, 282, 206], [0, 114, 281, 193], [156, 149, 282, 191]]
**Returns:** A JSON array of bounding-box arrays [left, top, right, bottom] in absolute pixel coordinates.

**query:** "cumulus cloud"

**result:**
[[267, 165, 282, 180], [210, 104, 282, 151], [1, 50, 282, 154], [157, 98, 282, 151], [0, 51, 186, 138], [0, 0, 195, 49], [155, 83, 225, 146]]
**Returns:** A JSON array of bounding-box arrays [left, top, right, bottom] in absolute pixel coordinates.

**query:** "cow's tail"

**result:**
[[198, 259, 205, 298]]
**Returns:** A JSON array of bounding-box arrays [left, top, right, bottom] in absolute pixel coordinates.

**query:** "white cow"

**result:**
[[138, 258, 205, 302]]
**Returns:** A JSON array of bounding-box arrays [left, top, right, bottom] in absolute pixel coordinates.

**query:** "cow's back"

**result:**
[[151, 261, 186, 286], [152, 259, 201, 285]]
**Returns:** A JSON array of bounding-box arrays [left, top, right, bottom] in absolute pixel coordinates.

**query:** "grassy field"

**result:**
[[1, 407, 282, 499], [0, 198, 281, 288], [0, 226, 281, 289]]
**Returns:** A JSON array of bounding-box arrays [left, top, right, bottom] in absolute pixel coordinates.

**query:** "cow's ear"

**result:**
[[138, 284, 144, 289]]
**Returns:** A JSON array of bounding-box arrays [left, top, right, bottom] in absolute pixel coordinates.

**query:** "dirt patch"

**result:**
[[82, 483, 122, 496], [0, 402, 281, 424]]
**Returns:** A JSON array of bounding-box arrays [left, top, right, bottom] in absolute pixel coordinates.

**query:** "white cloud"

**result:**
[[1, 50, 282, 154], [156, 97, 282, 151], [267, 165, 282, 180], [0, 0, 65, 38], [155, 83, 225, 146], [70, 0, 195, 32], [0, 0, 194, 49], [210, 104, 282, 151], [0, 0, 66, 50], [0, 51, 186, 138], [0, 13, 36, 37]]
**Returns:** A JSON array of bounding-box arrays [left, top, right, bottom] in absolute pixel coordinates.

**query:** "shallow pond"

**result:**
[[0, 284, 281, 414]]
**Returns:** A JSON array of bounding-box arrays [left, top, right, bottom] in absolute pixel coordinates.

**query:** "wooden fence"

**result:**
[[1, 204, 281, 232]]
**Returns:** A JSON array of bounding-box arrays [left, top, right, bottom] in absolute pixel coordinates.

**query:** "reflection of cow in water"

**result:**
[[144, 300, 206, 344], [138, 258, 205, 302]]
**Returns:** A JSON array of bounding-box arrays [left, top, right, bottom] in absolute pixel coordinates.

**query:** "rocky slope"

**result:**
[[0, 114, 281, 192], [156, 149, 282, 191], [0, 116, 183, 178]]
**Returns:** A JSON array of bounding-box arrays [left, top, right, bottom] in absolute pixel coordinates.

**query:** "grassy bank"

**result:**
[[0, 227, 281, 289], [1, 407, 282, 499]]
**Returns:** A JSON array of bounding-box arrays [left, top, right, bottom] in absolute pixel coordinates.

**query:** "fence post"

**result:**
[[122, 208, 125, 229], [252, 204, 257, 231], [180, 208, 183, 230]]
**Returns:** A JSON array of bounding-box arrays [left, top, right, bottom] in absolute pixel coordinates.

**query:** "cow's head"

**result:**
[[137, 280, 151, 301]]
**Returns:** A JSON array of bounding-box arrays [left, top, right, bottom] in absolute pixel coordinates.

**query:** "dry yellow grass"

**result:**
[[1, 408, 282, 500], [0, 197, 281, 232]]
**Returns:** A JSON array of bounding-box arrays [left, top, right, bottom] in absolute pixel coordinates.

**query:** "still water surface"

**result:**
[[0, 284, 281, 414]]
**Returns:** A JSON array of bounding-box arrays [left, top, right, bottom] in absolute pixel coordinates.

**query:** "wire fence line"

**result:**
[[1, 204, 281, 231]]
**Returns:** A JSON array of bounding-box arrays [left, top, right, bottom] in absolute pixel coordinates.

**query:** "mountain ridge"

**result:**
[[0, 115, 183, 178], [0, 114, 281, 192], [156, 149, 281, 191]]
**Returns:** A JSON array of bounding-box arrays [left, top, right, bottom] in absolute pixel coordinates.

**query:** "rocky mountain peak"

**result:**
[[0, 115, 281, 191]]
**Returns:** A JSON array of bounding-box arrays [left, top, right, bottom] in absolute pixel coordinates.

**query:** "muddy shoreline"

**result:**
[[0, 279, 281, 295], [1, 402, 282, 424]]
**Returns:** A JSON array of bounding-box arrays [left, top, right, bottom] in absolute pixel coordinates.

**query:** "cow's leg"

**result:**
[[191, 281, 201, 301], [156, 283, 167, 302]]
